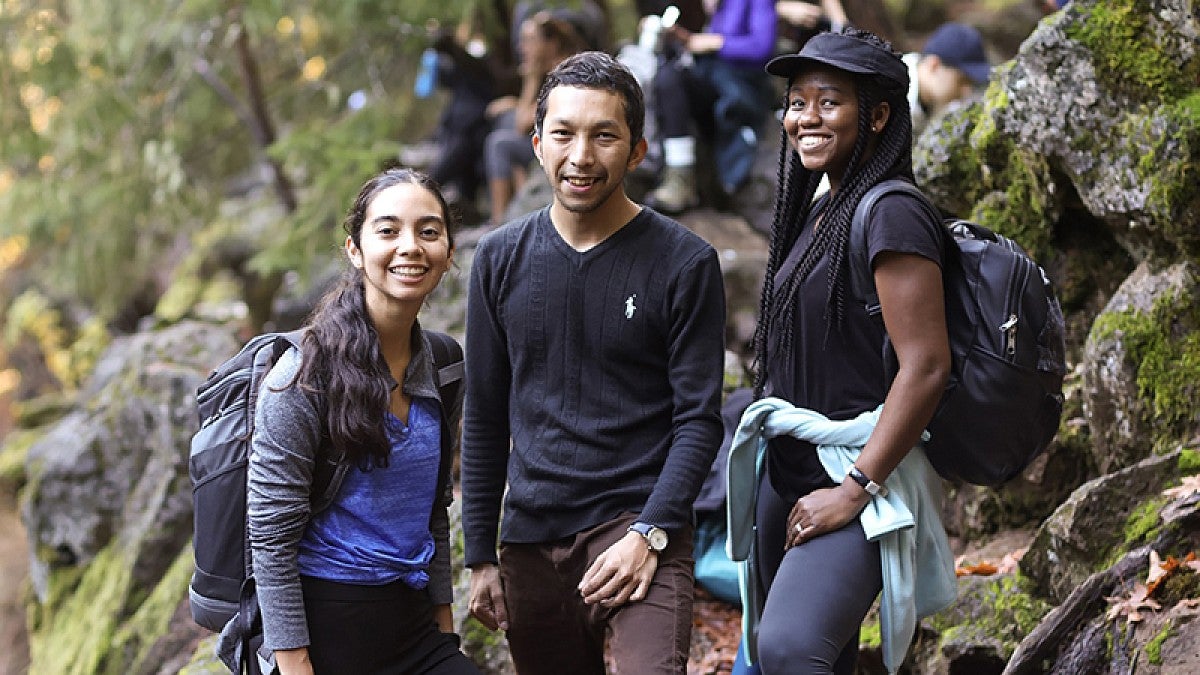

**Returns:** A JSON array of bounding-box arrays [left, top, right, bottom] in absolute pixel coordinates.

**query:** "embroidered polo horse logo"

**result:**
[[625, 294, 637, 319]]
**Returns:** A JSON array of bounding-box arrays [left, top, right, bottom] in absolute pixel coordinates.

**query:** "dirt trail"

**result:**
[[0, 496, 30, 675]]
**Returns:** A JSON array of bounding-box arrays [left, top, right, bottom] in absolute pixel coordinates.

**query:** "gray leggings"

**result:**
[[484, 109, 535, 180], [755, 471, 883, 675]]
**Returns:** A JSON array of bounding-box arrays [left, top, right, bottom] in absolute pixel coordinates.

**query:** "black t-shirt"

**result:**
[[764, 190, 944, 502]]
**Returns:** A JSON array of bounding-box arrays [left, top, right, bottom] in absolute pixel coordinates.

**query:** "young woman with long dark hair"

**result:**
[[247, 168, 479, 675]]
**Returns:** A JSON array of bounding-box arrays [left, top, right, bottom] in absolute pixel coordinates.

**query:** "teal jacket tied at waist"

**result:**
[[726, 398, 957, 673]]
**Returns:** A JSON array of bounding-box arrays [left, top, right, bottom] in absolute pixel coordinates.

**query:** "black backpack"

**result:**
[[849, 179, 1067, 485], [188, 328, 464, 650]]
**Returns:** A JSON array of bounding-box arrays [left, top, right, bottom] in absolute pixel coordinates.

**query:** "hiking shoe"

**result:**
[[646, 166, 699, 214]]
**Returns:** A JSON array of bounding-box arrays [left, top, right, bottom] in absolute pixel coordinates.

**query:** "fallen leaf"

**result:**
[[956, 561, 999, 577], [1146, 550, 1168, 590], [1106, 583, 1161, 624], [1162, 474, 1200, 499]]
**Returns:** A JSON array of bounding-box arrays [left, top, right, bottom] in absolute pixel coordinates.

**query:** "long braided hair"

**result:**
[[752, 28, 913, 398]]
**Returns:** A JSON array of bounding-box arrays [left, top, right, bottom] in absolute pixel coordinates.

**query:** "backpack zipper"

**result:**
[[1001, 253, 1032, 360], [199, 397, 247, 430], [196, 369, 250, 406]]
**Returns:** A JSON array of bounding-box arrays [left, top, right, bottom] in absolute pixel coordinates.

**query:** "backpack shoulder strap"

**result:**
[[422, 329, 464, 516], [848, 179, 937, 317], [422, 329, 464, 398]]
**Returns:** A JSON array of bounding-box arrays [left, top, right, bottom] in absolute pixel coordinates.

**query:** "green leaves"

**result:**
[[0, 0, 474, 327]]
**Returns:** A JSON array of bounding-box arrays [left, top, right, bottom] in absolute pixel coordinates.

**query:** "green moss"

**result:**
[[0, 428, 38, 489], [177, 636, 227, 675], [28, 544, 134, 674], [1089, 285, 1200, 449], [991, 575, 1053, 639], [859, 617, 882, 649], [928, 575, 1052, 657], [1065, 0, 1200, 101], [109, 545, 194, 675], [1144, 621, 1173, 665], [1180, 448, 1200, 474], [1156, 569, 1200, 607], [1121, 497, 1167, 549], [1144, 92, 1200, 254], [970, 146, 1055, 260]]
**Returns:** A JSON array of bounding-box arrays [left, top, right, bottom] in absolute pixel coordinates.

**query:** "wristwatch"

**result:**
[[847, 465, 888, 497], [628, 522, 669, 553]]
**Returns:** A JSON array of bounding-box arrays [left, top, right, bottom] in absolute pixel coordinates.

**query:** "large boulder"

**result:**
[[1020, 450, 1182, 604], [1082, 261, 1200, 473], [915, 0, 1200, 266], [20, 321, 239, 674]]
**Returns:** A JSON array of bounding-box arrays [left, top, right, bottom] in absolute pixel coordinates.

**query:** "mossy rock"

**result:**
[[914, 0, 1200, 268], [1082, 262, 1200, 472], [908, 574, 1052, 673], [1020, 450, 1181, 603]]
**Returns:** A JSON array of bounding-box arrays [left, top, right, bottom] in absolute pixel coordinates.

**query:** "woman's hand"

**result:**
[[274, 647, 314, 675], [786, 481, 870, 548]]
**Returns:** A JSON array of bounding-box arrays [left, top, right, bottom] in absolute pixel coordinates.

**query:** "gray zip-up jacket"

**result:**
[[246, 328, 462, 652]]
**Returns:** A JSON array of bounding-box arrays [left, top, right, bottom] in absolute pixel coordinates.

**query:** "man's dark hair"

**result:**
[[534, 50, 645, 145]]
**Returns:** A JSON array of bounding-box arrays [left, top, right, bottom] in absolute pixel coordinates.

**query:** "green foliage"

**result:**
[[0, 0, 476, 327], [859, 617, 882, 648]]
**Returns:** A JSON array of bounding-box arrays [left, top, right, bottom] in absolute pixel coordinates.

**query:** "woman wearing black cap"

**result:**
[[742, 27, 957, 674]]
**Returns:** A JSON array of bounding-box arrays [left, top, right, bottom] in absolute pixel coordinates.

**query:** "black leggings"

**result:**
[[754, 472, 883, 675], [302, 576, 480, 675]]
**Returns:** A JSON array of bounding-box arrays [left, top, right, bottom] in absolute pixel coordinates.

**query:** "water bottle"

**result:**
[[414, 48, 438, 99]]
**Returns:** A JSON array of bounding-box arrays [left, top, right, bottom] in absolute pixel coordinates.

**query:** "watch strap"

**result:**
[[847, 465, 888, 497]]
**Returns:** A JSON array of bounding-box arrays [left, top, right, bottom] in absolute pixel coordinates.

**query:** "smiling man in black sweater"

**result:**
[[461, 51, 726, 674]]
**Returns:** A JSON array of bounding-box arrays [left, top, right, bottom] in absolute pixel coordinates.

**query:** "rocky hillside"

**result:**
[[0, 0, 1197, 673]]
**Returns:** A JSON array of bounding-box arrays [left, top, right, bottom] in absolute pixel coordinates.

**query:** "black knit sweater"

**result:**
[[461, 207, 726, 567]]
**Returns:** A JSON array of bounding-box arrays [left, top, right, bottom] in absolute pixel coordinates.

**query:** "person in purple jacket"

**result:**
[[646, 0, 777, 212]]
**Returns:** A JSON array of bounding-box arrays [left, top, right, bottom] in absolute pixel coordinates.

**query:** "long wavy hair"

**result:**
[[294, 168, 456, 468], [752, 28, 912, 397]]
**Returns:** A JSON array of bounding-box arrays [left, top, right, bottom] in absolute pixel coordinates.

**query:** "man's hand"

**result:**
[[578, 532, 658, 608], [468, 564, 509, 631], [777, 1, 825, 28]]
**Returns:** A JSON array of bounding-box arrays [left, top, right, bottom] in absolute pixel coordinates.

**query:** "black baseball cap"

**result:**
[[765, 30, 908, 91]]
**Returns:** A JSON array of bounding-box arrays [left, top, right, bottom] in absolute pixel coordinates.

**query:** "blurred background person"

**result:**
[[903, 22, 992, 136], [646, 0, 777, 213]]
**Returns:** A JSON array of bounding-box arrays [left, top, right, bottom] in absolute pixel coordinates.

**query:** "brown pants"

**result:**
[[498, 512, 695, 675]]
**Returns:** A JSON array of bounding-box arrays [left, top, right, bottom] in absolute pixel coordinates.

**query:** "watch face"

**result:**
[[648, 527, 669, 551]]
